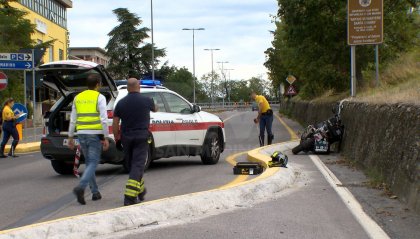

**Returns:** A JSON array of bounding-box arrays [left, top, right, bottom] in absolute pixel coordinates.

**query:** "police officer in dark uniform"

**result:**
[[112, 78, 157, 206]]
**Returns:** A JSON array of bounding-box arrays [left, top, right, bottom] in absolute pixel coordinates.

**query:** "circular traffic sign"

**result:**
[[12, 103, 28, 123], [0, 71, 7, 91]]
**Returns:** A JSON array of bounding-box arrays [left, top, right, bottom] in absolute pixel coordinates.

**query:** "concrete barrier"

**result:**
[[0, 141, 298, 239]]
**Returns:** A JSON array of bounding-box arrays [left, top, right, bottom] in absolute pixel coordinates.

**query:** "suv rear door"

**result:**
[[38, 60, 117, 97]]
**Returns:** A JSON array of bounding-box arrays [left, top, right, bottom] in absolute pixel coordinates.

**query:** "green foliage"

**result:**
[[165, 66, 195, 102], [265, 0, 419, 99], [105, 8, 166, 79], [0, 0, 34, 106]]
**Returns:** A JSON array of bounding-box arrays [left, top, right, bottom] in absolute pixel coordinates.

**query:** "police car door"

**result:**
[[141, 92, 176, 150], [161, 92, 204, 147]]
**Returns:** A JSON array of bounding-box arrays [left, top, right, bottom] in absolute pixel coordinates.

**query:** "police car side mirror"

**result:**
[[193, 105, 201, 113]]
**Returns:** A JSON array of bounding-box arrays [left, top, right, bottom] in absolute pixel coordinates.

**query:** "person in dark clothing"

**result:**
[[0, 98, 21, 158], [112, 78, 157, 206]]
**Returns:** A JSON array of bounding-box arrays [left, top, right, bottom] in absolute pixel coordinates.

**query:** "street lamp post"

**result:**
[[225, 68, 234, 102], [217, 61, 229, 103], [204, 48, 220, 106], [151, 0, 155, 80], [182, 28, 205, 103]]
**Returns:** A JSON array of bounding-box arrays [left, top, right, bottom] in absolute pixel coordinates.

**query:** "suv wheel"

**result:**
[[51, 160, 74, 175], [201, 131, 221, 165]]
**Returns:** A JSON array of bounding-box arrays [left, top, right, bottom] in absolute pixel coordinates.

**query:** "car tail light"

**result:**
[[107, 110, 114, 119], [41, 138, 51, 144]]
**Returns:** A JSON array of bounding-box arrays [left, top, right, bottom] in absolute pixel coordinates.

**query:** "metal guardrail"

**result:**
[[197, 101, 280, 110]]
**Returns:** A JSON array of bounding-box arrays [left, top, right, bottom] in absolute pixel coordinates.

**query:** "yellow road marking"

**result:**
[[274, 113, 299, 140]]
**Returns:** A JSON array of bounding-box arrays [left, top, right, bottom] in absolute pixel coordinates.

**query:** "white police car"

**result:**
[[39, 60, 225, 175], [114, 80, 226, 168]]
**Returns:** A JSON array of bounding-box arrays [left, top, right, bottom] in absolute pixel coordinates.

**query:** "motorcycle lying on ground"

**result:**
[[292, 102, 345, 155]]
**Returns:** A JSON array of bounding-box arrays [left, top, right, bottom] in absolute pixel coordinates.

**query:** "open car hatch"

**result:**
[[38, 60, 117, 97]]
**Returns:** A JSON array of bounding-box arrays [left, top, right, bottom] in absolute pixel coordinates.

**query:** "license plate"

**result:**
[[315, 139, 329, 152], [63, 139, 80, 146]]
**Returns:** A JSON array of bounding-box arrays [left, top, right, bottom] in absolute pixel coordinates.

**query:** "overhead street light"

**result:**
[[151, 0, 155, 80], [204, 48, 220, 105], [224, 68, 234, 102], [182, 28, 205, 103]]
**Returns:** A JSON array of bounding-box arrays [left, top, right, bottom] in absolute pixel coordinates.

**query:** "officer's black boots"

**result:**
[[138, 188, 147, 202], [124, 179, 145, 206], [259, 135, 264, 147], [124, 196, 139, 206], [0, 144, 7, 158], [267, 134, 274, 145], [8, 141, 19, 157]]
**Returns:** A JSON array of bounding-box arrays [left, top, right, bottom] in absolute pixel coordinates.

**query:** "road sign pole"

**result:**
[[32, 49, 36, 135], [23, 71, 27, 139], [351, 46, 356, 97], [375, 45, 380, 87]]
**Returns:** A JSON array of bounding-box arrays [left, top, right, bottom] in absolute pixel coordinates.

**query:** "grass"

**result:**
[[356, 47, 420, 105], [303, 43, 420, 105]]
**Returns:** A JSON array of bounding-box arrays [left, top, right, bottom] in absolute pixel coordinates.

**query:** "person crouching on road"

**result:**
[[112, 78, 157, 206], [250, 92, 274, 146], [0, 98, 21, 158], [67, 74, 110, 205]]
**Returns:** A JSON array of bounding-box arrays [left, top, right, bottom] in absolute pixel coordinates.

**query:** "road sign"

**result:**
[[0, 71, 7, 91], [348, 0, 383, 45], [286, 75, 296, 85], [12, 103, 28, 123], [0, 53, 32, 61], [0, 61, 33, 70], [286, 85, 297, 96]]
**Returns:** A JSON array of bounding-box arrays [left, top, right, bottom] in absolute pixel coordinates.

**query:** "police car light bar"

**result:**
[[140, 79, 162, 86]]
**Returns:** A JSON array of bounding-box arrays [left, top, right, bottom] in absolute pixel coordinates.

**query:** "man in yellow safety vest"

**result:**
[[68, 74, 110, 205]]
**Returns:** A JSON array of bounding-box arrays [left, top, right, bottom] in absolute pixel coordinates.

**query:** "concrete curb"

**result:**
[[0, 141, 298, 239], [5, 142, 40, 153]]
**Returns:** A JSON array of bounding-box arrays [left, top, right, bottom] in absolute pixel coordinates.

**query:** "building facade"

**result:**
[[69, 47, 110, 67], [10, 0, 73, 63]]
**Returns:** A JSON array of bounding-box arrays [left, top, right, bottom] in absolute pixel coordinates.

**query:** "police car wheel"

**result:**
[[201, 131, 221, 165], [144, 147, 152, 170], [51, 160, 74, 175]]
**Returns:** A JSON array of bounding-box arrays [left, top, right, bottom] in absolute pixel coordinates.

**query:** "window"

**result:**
[[162, 93, 192, 114], [58, 49, 64, 60], [48, 45, 54, 62], [142, 92, 166, 112]]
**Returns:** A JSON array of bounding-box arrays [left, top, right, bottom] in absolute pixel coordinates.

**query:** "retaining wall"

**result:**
[[280, 100, 420, 213]]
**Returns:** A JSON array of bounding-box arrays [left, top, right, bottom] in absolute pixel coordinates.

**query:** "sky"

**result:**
[[67, 0, 278, 81]]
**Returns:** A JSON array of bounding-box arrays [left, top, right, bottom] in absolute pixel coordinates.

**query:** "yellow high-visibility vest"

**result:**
[[75, 90, 102, 131]]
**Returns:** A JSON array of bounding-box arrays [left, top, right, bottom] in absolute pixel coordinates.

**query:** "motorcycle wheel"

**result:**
[[292, 138, 315, 155]]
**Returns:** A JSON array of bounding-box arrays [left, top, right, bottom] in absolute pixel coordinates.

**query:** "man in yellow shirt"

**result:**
[[251, 92, 274, 146], [0, 98, 20, 158]]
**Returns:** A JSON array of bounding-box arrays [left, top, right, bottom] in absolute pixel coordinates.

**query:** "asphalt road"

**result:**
[[0, 110, 293, 230], [121, 150, 371, 239]]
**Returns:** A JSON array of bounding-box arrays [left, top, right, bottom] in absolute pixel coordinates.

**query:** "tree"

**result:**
[[265, 0, 419, 99], [165, 66, 195, 102], [0, 0, 34, 105], [105, 8, 165, 79], [199, 72, 221, 103]]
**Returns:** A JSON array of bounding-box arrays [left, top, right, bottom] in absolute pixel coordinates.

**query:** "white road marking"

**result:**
[[309, 155, 390, 239]]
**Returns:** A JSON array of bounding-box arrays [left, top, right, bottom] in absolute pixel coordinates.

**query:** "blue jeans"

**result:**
[[259, 114, 273, 145], [77, 134, 102, 193], [1, 121, 19, 152]]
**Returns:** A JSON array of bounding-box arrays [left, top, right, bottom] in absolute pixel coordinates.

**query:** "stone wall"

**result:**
[[281, 100, 420, 213]]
